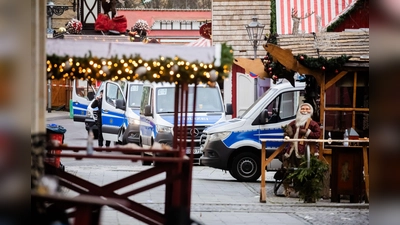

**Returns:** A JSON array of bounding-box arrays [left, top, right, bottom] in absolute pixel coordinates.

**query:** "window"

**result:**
[[152, 21, 204, 30], [156, 87, 175, 113], [160, 21, 172, 30], [128, 84, 143, 108], [105, 83, 123, 107], [280, 91, 300, 120], [261, 90, 303, 124], [140, 86, 151, 115], [180, 21, 192, 30], [74, 79, 96, 100]]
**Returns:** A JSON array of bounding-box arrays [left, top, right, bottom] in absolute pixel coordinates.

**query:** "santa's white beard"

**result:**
[[295, 112, 311, 127]]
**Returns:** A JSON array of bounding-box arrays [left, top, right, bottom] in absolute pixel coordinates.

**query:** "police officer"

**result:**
[[91, 90, 111, 147]]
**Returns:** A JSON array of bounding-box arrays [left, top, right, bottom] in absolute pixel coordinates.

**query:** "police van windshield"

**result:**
[[156, 86, 223, 113]]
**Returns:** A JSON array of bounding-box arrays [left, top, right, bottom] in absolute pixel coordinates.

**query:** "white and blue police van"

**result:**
[[74, 80, 143, 145], [139, 81, 231, 164], [200, 81, 306, 181]]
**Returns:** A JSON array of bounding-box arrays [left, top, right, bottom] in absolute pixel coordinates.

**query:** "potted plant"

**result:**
[[287, 155, 329, 203]]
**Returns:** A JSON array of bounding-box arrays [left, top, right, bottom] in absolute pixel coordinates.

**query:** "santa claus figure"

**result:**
[[282, 102, 321, 168]]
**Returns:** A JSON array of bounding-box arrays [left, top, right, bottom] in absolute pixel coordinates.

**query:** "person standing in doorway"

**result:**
[[91, 90, 111, 147]]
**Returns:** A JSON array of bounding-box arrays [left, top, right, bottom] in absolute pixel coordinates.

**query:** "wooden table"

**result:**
[[258, 138, 369, 203]]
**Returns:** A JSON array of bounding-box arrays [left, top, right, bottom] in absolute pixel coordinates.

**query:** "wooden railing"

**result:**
[[37, 145, 195, 225]]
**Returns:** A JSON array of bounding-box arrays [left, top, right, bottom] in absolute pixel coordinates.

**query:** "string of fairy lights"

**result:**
[[46, 43, 234, 85], [47, 41, 350, 85]]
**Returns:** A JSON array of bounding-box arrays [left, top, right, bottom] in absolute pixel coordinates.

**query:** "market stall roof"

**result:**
[[186, 37, 212, 47], [276, 30, 369, 62], [46, 39, 215, 63], [233, 30, 369, 86]]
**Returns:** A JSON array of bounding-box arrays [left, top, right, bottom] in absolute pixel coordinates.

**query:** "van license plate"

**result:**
[[186, 148, 201, 154]]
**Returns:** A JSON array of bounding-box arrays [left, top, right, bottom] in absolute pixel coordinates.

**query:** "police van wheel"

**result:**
[[229, 152, 261, 182]]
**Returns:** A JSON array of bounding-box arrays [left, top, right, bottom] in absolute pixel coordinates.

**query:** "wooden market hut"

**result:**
[[257, 29, 369, 202], [274, 28, 369, 157]]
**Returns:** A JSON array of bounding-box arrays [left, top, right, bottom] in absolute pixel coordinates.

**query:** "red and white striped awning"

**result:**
[[276, 0, 357, 34], [186, 37, 212, 47]]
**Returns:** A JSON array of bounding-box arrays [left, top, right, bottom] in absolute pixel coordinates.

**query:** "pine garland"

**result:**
[[270, 0, 277, 40], [262, 53, 293, 84], [46, 43, 233, 84], [295, 54, 351, 72], [263, 53, 351, 84]]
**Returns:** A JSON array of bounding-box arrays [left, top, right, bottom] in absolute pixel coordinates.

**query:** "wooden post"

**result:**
[[319, 73, 325, 127], [352, 72, 357, 128], [259, 141, 287, 203], [319, 72, 331, 199], [362, 144, 369, 202], [260, 141, 266, 203]]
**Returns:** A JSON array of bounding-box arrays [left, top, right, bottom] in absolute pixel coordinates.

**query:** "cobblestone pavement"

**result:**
[[61, 165, 369, 225]]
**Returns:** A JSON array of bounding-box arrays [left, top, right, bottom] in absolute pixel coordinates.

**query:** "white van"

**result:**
[[82, 80, 143, 145], [199, 81, 306, 181], [139, 82, 230, 164]]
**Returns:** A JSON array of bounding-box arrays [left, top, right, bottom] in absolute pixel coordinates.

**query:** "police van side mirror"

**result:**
[[259, 110, 268, 125], [225, 103, 233, 115], [144, 105, 152, 116], [115, 99, 125, 110]]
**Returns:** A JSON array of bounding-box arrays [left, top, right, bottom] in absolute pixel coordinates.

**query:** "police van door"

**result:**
[[257, 90, 303, 170], [72, 79, 96, 122], [101, 82, 126, 142]]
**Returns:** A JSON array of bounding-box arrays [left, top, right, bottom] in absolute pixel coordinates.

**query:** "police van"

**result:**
[[200, 81, 306, 181], [139, 81, 230, 164], [73, 79, 143, 145]]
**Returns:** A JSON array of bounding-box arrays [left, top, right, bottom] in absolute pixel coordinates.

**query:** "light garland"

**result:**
[[46, 43, 234, 84]]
